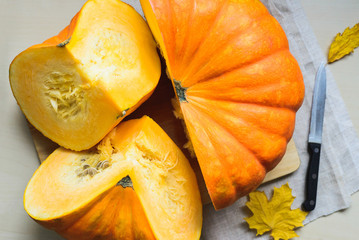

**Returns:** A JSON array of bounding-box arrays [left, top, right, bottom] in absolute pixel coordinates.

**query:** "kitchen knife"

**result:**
[[302, 62, 327, 212]]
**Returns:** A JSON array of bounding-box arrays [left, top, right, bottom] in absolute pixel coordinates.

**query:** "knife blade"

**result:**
[[302, 62, 327, 212]]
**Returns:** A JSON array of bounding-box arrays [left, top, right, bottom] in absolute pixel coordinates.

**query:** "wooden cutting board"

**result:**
[[28, 60, 300, 205]]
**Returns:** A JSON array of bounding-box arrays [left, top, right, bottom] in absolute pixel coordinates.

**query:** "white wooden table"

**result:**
[[0, 0, 358, 239]]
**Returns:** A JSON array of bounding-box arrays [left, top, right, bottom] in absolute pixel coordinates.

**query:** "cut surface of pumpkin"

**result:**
[[9, 0, 161, 150], [140, 0, 305, 209], [24, 116, 202, 240]]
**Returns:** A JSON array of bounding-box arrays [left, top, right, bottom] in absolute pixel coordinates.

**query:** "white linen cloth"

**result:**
[[122, 0, 359, 239]]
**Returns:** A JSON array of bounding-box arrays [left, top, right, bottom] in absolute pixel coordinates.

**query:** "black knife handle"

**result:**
[[302, 142, 321, 211]]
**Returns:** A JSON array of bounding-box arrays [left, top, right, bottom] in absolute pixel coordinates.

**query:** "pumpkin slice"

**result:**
[[140, 0, 305, 209], [9, 0, 161, 151], [24, 116, 202, 240]]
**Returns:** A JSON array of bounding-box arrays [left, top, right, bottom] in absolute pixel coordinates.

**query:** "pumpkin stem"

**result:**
[[117, 175, 133, 189], [174, 79, 188, 102], [57, 37, 71, 47]]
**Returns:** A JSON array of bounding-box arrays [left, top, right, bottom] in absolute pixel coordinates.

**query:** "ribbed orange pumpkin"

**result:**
[[141, 0, 305, 209]]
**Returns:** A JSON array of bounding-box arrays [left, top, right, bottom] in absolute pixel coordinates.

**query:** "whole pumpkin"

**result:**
[[9, 0, 161, 151], [140, 0, 305, 209], [24, 116, 202, 240]]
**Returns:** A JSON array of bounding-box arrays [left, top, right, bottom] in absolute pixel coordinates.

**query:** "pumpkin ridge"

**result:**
[[129, 193, 136, 239], [185, 48, 289, 89], [189, 97, 290, 170], [181, 104, 265, 207], [97, 188, 120, 238], [176, 1, 227, 82], [185, 49, 300, 93], [182, 102, 260, 166], [180, 104, 238, 204], [107, 188, 122, 239], [188, 89, 299, 109], [165, 0, 178, 70], [60, 185, 156, 240], [184, 44, 288, 88], [56, 185, 119, 235], [188, 80, 289, 99], [172, 0, 195, 74], [188, 96, 293, 141], [180, 9, 284, 87], [185, 50, 304, 111], [185, 98, 285, 166]]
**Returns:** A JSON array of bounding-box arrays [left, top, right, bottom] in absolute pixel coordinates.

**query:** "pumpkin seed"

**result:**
[[88, 168, 97, 177], [82, 164, 90, 170], [96, 160, 110, 170], [77, 156, 111, 179], [102, 161, 110, 169]]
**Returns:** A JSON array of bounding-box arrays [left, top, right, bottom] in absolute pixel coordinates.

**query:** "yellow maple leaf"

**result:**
[[328, 23, 359, 63], [244, 183, 308, 240]]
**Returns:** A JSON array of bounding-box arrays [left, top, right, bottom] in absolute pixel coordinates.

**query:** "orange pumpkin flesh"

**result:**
[[140, 0, 305, 209], [9, 0, 161, 151], [24, 116, 202, 240]]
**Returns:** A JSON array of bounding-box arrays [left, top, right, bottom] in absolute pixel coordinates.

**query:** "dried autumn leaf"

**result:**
[[328, 23, 359, 63], [244, 183, 308, 240]]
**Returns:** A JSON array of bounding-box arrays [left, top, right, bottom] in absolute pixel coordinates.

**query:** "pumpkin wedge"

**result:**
[[9, 0, 161, 151], [140, 0, 305, 209], [24, 116, 202, 240]]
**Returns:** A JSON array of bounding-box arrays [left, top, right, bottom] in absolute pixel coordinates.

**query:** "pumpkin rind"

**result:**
[[140, 0, 305, 209], [24, 116, 202, 240], [61, 186, 156, 240], [9, 0, 161, 151]]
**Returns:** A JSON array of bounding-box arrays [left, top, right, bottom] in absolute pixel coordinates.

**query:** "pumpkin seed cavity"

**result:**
[[76, 155, 110, 178], [44, 72, 89, 120]]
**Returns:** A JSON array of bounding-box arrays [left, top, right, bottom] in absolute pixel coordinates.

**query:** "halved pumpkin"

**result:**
[[9, 0, 161, 151], [24, 116, 202, 240], [140, 0, 305, 209]]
